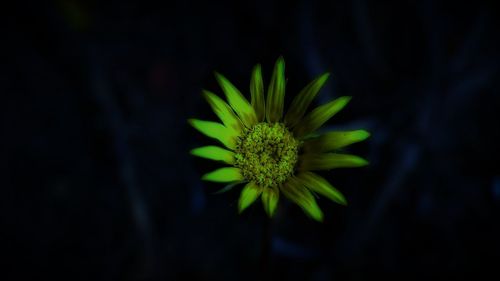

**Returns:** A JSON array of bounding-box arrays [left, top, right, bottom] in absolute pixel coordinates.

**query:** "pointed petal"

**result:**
[[281, 178, 323, 222], [250, 64, 265, 121], [238, 182, 262, 213], [296, 172, 347, 205], [202, 167, 243, 183], [261, 188, 279, 217], [266, 56, 286, 122], [304, 130, 370, 152], [284, 72, 330, 128], [215, 72, 257, 127], [294, 96, 352, 138], [299, 153, 369, 171], [188, 119, 237, 150], [190, 146, 235, 164], [203, 90, 243, 133], [214, 181, 244, 194]]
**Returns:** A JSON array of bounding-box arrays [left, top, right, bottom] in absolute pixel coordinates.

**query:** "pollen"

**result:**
[[234, 122, 300, 189]]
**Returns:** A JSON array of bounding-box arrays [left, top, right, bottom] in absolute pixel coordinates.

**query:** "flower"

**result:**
[[189, 57, 369, 221]]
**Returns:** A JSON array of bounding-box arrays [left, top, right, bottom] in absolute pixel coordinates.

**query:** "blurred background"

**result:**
[[3, 0, 500, 280]]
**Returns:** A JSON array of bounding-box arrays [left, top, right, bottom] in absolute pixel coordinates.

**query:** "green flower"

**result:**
[[189, 57, 369, 222]]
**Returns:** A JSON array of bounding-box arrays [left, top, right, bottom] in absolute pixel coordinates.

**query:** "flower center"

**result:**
[[234, 122, 300, 189]]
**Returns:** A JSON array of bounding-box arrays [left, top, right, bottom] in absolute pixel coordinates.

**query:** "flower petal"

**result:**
[[188, 119, 237, 150], [250, 64, 265, 122], [203, 90, 242, 133], [214, 181, 244, 194], [294, 96, 351, 138], [281, 177, 323, 222], [299, 153, 368, 171], [190, 146, 235, 164], [296, 172, 347, 205], [266, 56, 286, 122], [215, 72, 257, 127], [202, 167, 243, 183], [261, 188, 279, 217], [238, 182, 262, 213], [284, 72, 330, 128], [304, 130, 370, 153]]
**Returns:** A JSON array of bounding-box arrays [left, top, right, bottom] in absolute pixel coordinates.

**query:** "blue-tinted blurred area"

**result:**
[[3, 0, 500, 280]]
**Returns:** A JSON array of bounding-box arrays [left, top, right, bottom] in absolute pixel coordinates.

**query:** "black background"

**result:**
[[4, 0, 500, 280]]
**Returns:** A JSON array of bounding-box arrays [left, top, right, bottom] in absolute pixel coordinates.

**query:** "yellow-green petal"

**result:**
[[294, 96, 352, 138], [304, 130, 370, 153], [300, 153, 368, 171], [215, 72, 257, 127], [282, 177, 323, 222], [250, 64, 265, 121], [202, 167, 243, 183], [296, 172, 347, 206], [284, 72, 330, 128], [266, 56, 286, 122], [190, 146, 235, 164], [261, 188, 279, 217], [238, 182, 262, 213], [203, 90, 243, 133], [188, 119, 237, 150], [214, 181, 243, 194]]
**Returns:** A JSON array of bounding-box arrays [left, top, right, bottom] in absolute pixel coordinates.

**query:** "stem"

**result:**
[[260, 217, 272, 280]]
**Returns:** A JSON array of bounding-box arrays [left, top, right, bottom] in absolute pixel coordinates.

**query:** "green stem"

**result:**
[[260, 217, 272, 280]]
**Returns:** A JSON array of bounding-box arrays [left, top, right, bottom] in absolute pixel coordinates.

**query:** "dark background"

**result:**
[[3, 0, 500, 280]]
